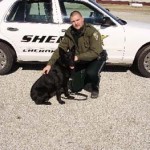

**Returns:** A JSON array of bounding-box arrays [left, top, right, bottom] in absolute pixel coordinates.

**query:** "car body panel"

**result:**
[[0, 0, 150, 66], [123, 21, 150, 63]]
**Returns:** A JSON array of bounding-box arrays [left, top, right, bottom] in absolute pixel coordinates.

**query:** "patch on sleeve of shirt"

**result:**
[[93, 32, 99, 41]]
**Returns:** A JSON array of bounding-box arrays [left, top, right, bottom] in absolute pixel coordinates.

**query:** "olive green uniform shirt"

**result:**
[[47, 23, 103, 65]]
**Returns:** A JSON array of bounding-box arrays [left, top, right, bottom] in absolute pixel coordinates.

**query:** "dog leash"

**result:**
[[69, 92, 88, 101]]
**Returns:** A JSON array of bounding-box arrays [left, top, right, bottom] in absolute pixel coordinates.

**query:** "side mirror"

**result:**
[[106, 8, 110, 12], [101, 17, 115, 27]]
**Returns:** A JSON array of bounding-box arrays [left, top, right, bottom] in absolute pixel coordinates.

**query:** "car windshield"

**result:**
[[89, 0, 127, 25]]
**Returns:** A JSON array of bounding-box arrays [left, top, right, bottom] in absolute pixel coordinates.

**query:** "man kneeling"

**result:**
[[43, 11, 104, 99]]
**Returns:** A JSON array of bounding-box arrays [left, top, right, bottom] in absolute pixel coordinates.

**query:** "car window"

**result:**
[[59, 0, 104, 25], [7, 1, 25, 22], [7, 0, 53, 23]]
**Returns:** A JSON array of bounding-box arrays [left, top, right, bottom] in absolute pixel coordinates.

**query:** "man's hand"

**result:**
[[74, 56, 78, 61], [42, 65, 51, 74]]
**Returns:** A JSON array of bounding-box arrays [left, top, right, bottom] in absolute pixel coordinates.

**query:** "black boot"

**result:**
[[91, 85, 99, 99], [91, 75, 100, 99]]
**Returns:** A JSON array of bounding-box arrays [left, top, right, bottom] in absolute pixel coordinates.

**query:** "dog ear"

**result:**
[[71, 45, 75, 52], [70, 46, 76, 56]]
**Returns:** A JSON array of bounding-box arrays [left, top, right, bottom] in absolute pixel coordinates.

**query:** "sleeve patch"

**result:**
[[93, 32, 99, 41]]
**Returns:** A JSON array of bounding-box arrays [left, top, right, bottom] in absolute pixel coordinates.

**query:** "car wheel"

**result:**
[[137, 45, 150, 78], [0, 42, 15, 75]]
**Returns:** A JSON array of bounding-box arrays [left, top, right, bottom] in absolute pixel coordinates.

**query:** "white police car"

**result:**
[[0, 0, 150, 77]]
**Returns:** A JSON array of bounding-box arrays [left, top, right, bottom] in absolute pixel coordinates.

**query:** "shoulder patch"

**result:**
[[93, 32, 99, 41]]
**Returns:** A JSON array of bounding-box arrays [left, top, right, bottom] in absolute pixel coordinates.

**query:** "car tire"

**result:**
[[0, 42, 15, 75], [137, 45, 150, 78]]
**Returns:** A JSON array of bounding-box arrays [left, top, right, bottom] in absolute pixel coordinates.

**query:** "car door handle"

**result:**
[[61, 29, 66, 32], [7, 27, 18, 31]]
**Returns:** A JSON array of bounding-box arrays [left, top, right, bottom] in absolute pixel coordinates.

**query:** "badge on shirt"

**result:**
[[93, 32, 99, 40]]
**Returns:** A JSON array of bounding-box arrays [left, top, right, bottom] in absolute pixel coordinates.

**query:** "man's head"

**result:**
[[70, 11, 84, 30]]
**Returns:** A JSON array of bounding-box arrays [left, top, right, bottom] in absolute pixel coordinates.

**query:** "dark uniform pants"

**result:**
[[74, 58, 105, 90]]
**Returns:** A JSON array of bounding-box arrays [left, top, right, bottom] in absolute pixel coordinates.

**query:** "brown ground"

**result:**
[[101, 3, 150, 13], [100, 4, 150, 23]]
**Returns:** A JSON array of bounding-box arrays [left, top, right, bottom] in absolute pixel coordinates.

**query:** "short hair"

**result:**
[[70, 11, 82, 18]]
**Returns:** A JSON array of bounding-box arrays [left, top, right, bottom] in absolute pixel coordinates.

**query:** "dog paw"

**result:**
[[59, 100, 65, 104], [67, 95, 75, 99], [35, 101, 51, 105]]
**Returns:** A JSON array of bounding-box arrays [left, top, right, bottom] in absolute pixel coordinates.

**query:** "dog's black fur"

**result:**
[[30, 47, 75, 105]]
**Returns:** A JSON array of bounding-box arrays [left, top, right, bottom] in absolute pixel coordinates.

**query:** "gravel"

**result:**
[[0, 6, 150, 150]]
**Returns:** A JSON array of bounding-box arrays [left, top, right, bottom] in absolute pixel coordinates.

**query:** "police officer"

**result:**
[[43, 11, 104, 98]]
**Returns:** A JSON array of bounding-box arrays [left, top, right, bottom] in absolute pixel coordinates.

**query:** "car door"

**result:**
[[0, 0, 60, 62], [58, 0, 125, 64]]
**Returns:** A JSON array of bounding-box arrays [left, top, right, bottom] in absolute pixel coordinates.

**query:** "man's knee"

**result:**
[[86, 69, 98, 79]]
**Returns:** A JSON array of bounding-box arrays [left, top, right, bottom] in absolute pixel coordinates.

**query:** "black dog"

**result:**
[[30, 46, 75, 105]]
